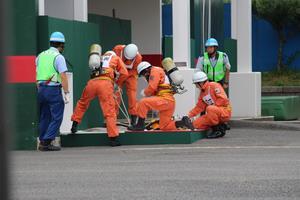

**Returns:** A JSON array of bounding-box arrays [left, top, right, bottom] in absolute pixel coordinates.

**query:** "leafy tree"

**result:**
[[253, 0, 300, 71], [162, 0, 172, 5]]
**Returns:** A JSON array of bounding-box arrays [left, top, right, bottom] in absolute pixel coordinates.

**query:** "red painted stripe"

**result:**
[[6, 56, 36, 83], [142, 54, 163, 67]]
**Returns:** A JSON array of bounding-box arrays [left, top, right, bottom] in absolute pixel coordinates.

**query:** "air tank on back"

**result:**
[[88, 44, 102, 70]]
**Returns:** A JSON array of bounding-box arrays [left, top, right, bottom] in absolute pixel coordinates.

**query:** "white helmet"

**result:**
[[137, 61, 151, 75], [104, 51, 116, 56], [192, 71, 208, 84], [124, 44, 138, 60]]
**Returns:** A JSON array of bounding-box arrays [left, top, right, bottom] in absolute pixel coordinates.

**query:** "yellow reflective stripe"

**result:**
[[222, 105, 232, 111], [101, 68, 113, 74], [158, 83, 172, 89], [157, 89, 174, 96], [93, 76, 114, 83]]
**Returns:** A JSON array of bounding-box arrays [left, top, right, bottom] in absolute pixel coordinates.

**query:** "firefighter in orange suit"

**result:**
[[113, 44, 142, 124], [71, 45, 128, 146], [187, 71, 231, 138], [128, 61, 194, 131]]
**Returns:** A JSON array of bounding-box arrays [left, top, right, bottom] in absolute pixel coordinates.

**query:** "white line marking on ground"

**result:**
[[120, 146, 300, 151]]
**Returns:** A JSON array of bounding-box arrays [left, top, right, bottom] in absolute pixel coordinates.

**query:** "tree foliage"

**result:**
[[162, 0, 172, 5], [253, 0, 300, 71]]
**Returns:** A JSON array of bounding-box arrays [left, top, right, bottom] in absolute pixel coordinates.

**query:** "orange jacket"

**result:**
[[144, 67, 174, 101], [188, 82, 231, 118], [113, 44, 142, 76], [98, 52, 128, 87]]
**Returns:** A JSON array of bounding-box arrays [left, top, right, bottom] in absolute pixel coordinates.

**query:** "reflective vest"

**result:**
[[36, 49, 61, 83], [203, 51, 225, 82]]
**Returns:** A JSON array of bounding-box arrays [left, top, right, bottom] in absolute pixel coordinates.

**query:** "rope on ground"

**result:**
[[113, 89, 130, 124], [119, 89, 130, 122]]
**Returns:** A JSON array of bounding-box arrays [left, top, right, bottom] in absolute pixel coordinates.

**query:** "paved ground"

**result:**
[[11, 127, 300, 200]]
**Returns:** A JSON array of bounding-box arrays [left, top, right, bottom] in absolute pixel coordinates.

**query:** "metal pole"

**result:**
[[202, 0, 206, 53], [208, 0, 211, 38]]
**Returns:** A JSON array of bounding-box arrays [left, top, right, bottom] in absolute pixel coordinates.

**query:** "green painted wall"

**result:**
[[9, 84, 38, 150], [9, 0, 38, 150], [224, 38, 237, 72], [211, 0, 224, 50], [162, 36, 173, 58], [88, 14, 131, 52], [190, 0, 224, 58], [10, 0, 37, 55]]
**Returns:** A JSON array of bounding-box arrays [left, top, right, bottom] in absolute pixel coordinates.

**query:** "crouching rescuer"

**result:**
[[128, 58, 193, 131], [187, 71, 231, 138], [70, 44, 128, 146]]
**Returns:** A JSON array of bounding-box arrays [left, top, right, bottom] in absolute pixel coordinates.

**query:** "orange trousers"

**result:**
[[193, 105, 231, 130], [136, 96, 176, 130], [71, 79, 118, 138], [115, 75, 137, 115]]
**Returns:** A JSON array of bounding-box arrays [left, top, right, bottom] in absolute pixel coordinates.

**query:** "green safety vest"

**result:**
[[36, 49, 61, 83], [203, 51, 225, 82]]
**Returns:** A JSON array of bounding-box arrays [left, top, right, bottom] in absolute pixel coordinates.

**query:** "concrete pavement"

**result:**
[[11, 127, 300, 200]]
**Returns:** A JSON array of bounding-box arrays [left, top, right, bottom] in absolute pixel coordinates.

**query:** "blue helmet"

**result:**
[[205, 38, 218, 47], [49, 32, 65, 43]]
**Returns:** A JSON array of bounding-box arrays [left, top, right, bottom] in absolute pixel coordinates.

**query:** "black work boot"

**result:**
[[181, 116, 194, 130], [38, 140, 61, 151], [110, 137, 121, 147], [218, 124, 228, 138], [175, 120, 185, 128], [206, 125, 226, 139], [128, 117, 145, 131], [175, 116, 194, 130], [223, 123, 231, 130], [130, 115, 137, 126], [71, 121, 78, 134]]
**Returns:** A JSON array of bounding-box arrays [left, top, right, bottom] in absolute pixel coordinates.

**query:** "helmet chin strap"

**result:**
[[141, 67, 151, 82]]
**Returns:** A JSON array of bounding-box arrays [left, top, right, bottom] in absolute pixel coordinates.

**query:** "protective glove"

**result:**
[[63, 92, 70, 104], [140, 89, 146, 97]]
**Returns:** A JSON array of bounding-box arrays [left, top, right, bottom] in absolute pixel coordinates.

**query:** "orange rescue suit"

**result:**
[[136, 66, 177, 131], [71, 53, 128, 138], [188, 81, 231, 130], [113, 45, 142, 116]]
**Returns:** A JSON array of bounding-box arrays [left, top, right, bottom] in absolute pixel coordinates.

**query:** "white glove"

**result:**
[[140, 89, 146, 97], [63, 92, 70, 104]]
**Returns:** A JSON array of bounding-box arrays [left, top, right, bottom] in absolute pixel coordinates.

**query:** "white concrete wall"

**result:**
[[230, 0, 261, 118], [230, 72, 261, 118], [60, 73, 73, 133], [231, 0, 252, 72], [172, 0, 190, 68], [173, 68, 197, 118], [88, 0, 161, 54], [39, 0, 88, 22]]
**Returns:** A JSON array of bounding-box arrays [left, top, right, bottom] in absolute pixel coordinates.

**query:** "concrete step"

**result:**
[[61, 128, 206, 147]]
